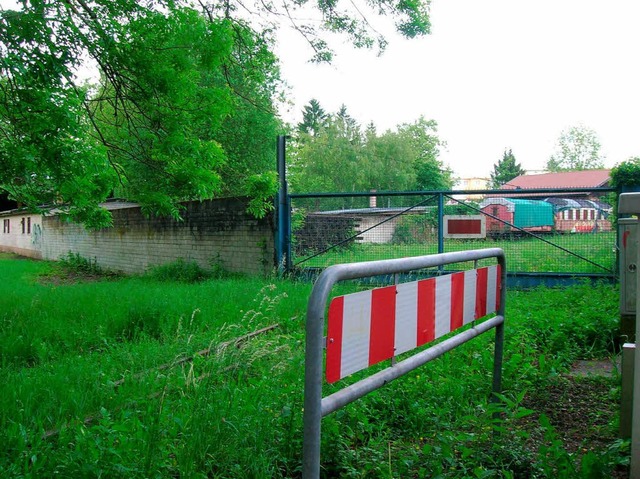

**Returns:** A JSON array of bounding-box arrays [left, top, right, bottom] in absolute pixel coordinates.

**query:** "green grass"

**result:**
[[0, 256, 629, 477], [295, 231, 617, 274]]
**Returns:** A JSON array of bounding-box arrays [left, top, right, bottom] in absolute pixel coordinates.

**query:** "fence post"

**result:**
[[285, 193, 292, 273], [276, 135, 289, 273]]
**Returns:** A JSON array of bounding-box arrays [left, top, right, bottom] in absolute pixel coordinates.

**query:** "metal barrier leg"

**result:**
[[303, 281, 327, 479]]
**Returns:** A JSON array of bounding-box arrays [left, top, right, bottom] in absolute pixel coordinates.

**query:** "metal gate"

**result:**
[[277, 188, 616, 287]]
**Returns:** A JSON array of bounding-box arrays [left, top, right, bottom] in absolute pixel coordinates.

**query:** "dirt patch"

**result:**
[[37, 268, 121, 285], [0, 252, 35, 260], [569, 359, 620, 378], [521, 371, 628, 478], [38, 272, 106, 285]]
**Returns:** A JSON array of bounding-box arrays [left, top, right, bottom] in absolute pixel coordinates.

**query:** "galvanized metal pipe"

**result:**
[[493, 260, 507, 399], [303, 248, 506, 479]]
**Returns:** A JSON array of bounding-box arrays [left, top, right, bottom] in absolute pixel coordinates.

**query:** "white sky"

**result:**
[[2, 0, 639, 180], [275, 0, 640, 179]]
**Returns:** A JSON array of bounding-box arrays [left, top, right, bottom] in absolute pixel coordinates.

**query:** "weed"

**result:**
[[240, 283, 288, 327], [147, 256, 236, 283], [147, 258, 214, 283], [59, 252, 102, 274]]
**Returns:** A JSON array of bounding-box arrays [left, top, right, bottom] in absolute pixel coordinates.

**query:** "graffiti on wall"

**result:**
[[31, 223, 42, 246]]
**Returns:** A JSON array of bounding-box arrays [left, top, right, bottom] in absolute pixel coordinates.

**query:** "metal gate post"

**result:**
[[285, 193, 292, 273], [276, 135, 288, 273]]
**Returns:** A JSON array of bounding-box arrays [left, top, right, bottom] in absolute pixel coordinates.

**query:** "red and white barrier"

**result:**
[[326, 265, 501, 383]]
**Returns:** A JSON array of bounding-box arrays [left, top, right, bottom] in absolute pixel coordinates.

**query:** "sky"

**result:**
[[2, 0, 639, 180], [274, 0, 640, 179]]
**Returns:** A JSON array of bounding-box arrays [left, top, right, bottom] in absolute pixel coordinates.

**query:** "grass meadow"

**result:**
[[0, 253, 630, 478]]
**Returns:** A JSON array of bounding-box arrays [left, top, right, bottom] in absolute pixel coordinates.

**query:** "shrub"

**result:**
[[147, 258, 219, 283], [58, 252, 109, 277], [392, 214, 433, 244]]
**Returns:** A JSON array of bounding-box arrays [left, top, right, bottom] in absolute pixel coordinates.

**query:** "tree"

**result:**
[[199, 0, 432, 63], [297, 99, 328, 137], [205, 24, 282, 217], [335, 104, 361, 144], [545, 125, 605, 172], [606, 156, 640, 228], [0, 0, 432, 227], [1, 3, 282, 226], [364, 122, 377, 139], [396, 117, 452, 190], [361, 130, 416, 192], [290, 108, 363, 195], [490, 148, 525, 188], [611, 156, 640, 189], [290, 107, 451, 198]]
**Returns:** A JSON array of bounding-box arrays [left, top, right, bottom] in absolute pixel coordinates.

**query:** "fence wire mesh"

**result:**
[[289, 188, 616, 276]]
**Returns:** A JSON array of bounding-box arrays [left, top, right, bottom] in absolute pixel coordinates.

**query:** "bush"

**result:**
[[58, 252, 107, 276], [392, 214, 433, 244], [147, 258, 226, 283], [392, 204, 478, 244], [610, 156, 640, 189]]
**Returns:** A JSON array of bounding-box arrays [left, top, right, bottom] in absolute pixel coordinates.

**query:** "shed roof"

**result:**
[[312, 206, 432, 216]]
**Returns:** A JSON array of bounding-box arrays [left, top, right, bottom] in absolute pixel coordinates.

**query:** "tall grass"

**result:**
[[0, 255, 627, 477]]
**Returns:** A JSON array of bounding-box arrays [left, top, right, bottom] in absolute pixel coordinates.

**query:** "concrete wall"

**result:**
[[0, 198, 275, 276], [0, 213, 43, 259], [357, 215, 401, 243]]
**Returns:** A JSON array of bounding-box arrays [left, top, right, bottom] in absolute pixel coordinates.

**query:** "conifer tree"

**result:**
[[490, 149, 525, 188]]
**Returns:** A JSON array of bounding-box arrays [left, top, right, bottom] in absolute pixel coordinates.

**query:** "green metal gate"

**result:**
[[277, 188, 616, 287]]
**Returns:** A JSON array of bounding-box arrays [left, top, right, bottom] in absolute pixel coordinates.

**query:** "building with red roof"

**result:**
[[500, 169, 610, 199], [490, 169, 613, 233]]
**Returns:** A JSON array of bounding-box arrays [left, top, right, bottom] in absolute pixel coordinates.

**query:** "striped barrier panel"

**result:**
[[303, 249, 506, 479], [326, 265, 501, 383]]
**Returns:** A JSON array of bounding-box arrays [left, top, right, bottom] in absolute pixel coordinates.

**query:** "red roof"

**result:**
[[501, 169, 610, 190]]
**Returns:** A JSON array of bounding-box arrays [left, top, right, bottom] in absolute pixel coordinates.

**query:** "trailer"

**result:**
[[479, 197, 555, 237], [541, 197, 612, 233]]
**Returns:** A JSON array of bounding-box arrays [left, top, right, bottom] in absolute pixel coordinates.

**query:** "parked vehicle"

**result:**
[[478, 197, 611, 237], [541, 197, 612, 233], [479, 198, 555, 237]]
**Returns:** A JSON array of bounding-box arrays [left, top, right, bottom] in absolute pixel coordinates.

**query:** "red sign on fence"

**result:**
[[325, 265, 501, 383], [443, 215, 486, 239]]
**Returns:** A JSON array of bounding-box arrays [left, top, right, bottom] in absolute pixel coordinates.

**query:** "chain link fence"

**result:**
[[288, 188, 616, 279]]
